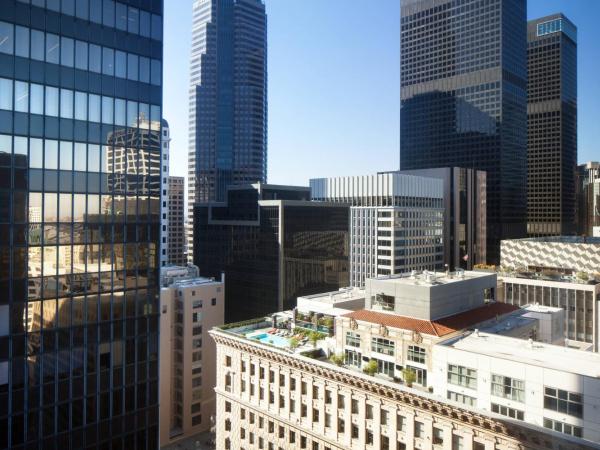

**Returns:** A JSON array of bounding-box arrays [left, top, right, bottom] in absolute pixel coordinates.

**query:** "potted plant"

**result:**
[[363, 359, 378, 376], [402, 368, 417, 387], [329, 353, 344, 366]]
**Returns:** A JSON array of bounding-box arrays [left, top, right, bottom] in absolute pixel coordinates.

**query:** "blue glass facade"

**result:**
[[400, 0, 528, 264], [0, 0, 162, 448]]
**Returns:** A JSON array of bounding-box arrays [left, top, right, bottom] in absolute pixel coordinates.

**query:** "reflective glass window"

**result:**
[[102, 97, 113, 125], [139, 103, 149, 127], [90, 0, 102, 24], [75, 92, 87, 121], [116, 3, 127, 31], [127, 54, 138, 81], [62, 0, 75, 15], [44, 193, 58, 221], [45, 140, 59, 170], [31, 30, 44, 61], [128, 7, 139, 34], [151, 60, 161, 86], [103, 0, 115, 27], [102, 48, 114, 76], [139, 57, 150, 84], [0, 135, 11, 156], [88, 95, 101, 123], [15, 26, 29, 58], [29, 192, 42, 222], [0, 22, 14, 55], [89, 45, 101, 73], [0, 79, 13, 111], [76, 0, 89, 21], [140, 11, 151, 38], [74, 143, 86, 172], [115, 99, 126, 126], [31, 84, 44, 115], [45, 87, 59, 117], [60, 89, 73, 119], [15, 81, 29, 113], [14, 136, 27, 156], [115, 51, 127, 79], [151, 14, 162, 41], [127, 101, 138, 127], [61, 37, 74, 67], [46, 33, 60, 64], [60, 142, 73, 171], [30, 138, 43, 169], [73, 194, 86, 221], [151, 105, 161, 124], [47, 0, 60, 12], [75, 41, 88, 71], [88, 144, 100, 172]]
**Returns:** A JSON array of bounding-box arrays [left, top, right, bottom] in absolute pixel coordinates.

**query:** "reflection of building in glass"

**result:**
[[194, 184, 349, 323], [167, 177, 187, 266], [187, 0, 268, 261], [400, 0, 528, 264], [0, 3, 163, 447], [527, 15, 577, 237], [311, 173, 445, 287]]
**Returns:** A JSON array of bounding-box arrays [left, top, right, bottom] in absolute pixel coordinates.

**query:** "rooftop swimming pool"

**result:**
[[247, 331, 290, 348]]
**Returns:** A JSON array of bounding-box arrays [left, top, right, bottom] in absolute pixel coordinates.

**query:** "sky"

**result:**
[[163, 0, 600, 188]]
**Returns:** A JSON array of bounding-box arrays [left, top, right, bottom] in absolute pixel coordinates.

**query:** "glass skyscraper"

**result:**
[[187, 0, 267, 260], [0, 0, 163, 448], [400, 0, 528, 264], [527, 14, 577, 237]]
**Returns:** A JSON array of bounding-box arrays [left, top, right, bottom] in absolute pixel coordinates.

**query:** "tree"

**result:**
[[402, 368, 417, 387], [289, 337, 300, 350], [308, 331, 321, 348], [363, 359, 378, 376], [329, 353, 344, 366]]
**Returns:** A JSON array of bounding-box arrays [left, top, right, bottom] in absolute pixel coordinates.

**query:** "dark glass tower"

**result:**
[[188, 0, 267, 260], [527, 14, 577, 237], [400, 0, 528, 264], [0, 1, 163, 448], [194, 184, 349, 323]]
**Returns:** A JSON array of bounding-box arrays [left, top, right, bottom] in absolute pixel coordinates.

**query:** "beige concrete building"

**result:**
[[159, 266, 224, 447], [209, 271, 599, 450]]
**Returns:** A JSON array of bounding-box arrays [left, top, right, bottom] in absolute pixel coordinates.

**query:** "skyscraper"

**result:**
[[166, 176, 187, 266], [0, 1, 163, 448], [527, 15, 577, 237], [188, 0, 267, 260], [577, 162, 600, 237], [400, 0, 528, 264]]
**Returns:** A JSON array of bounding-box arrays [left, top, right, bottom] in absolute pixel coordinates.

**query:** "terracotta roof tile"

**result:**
[[342, 302, 520, 337]]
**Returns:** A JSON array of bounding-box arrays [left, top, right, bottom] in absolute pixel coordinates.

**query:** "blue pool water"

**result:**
[[250, 333, 290, 348]]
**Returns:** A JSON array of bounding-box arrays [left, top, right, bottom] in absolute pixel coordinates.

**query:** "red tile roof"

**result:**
[[342, 302, 519, 337]]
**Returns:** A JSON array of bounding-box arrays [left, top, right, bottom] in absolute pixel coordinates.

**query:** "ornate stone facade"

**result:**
[[210, 330, 597, 450]]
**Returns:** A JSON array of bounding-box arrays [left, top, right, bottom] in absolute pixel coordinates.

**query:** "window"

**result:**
[[407, 345, 426, 364], [345, 332, 360, 348], [31, 30, 44, 61], [338, 418, 345, 433], [344, 349, 361, 368], [414, 422, 424, 438], [351, 399, 359, 414], [46, 33, 59, 64], [407, 365, 427, 386], [433, 427, 444, 445], [397, 414, 406, 431], [491, 375, 524, 402], [543, 387, 583, 418], [211, 298, 217, 306], [61, 37, 74, 67], [373, 293, 394, 311], [447, 391, 476, 407], [0, 79, 12, 111], [0, 22, 14, 54], [491, 403, 524, 421], [376, 359, 394, 378], [15, 26, 29, 58], [366, 404, 373, 419], [89, 44, 102, 73], [75, 40, 88, 70], [447, 365, 476, 389], [127, 53, 138, 80], [543, 418, 583, 438], [452, 435, 464, 450], [381, 409, 388, 425], [371, 337, 394, 356]]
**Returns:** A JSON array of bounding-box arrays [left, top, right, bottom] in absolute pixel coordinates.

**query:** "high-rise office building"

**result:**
[[399, 168, 487, 270], [527, 15, 578, 237], [0, 1, 163, 448], [187, 0, 267, 260], [310, 173, 445, 288], [400, 0, 528, 264], [160, 119, 171, 267], [577, 162, 600, 237], [194, 184, 349, 323], [167, 177, 187, 266]]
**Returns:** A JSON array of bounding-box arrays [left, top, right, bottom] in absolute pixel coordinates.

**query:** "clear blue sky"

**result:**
[[163, 0, 599, 187]]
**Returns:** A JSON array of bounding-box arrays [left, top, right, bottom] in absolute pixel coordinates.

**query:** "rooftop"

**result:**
[[503, 236, 600, 245], [300, 287, 365, 304], [444, 332, 600, 378], [371, 270, 495, 287], [343, 302, 519, 337]]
